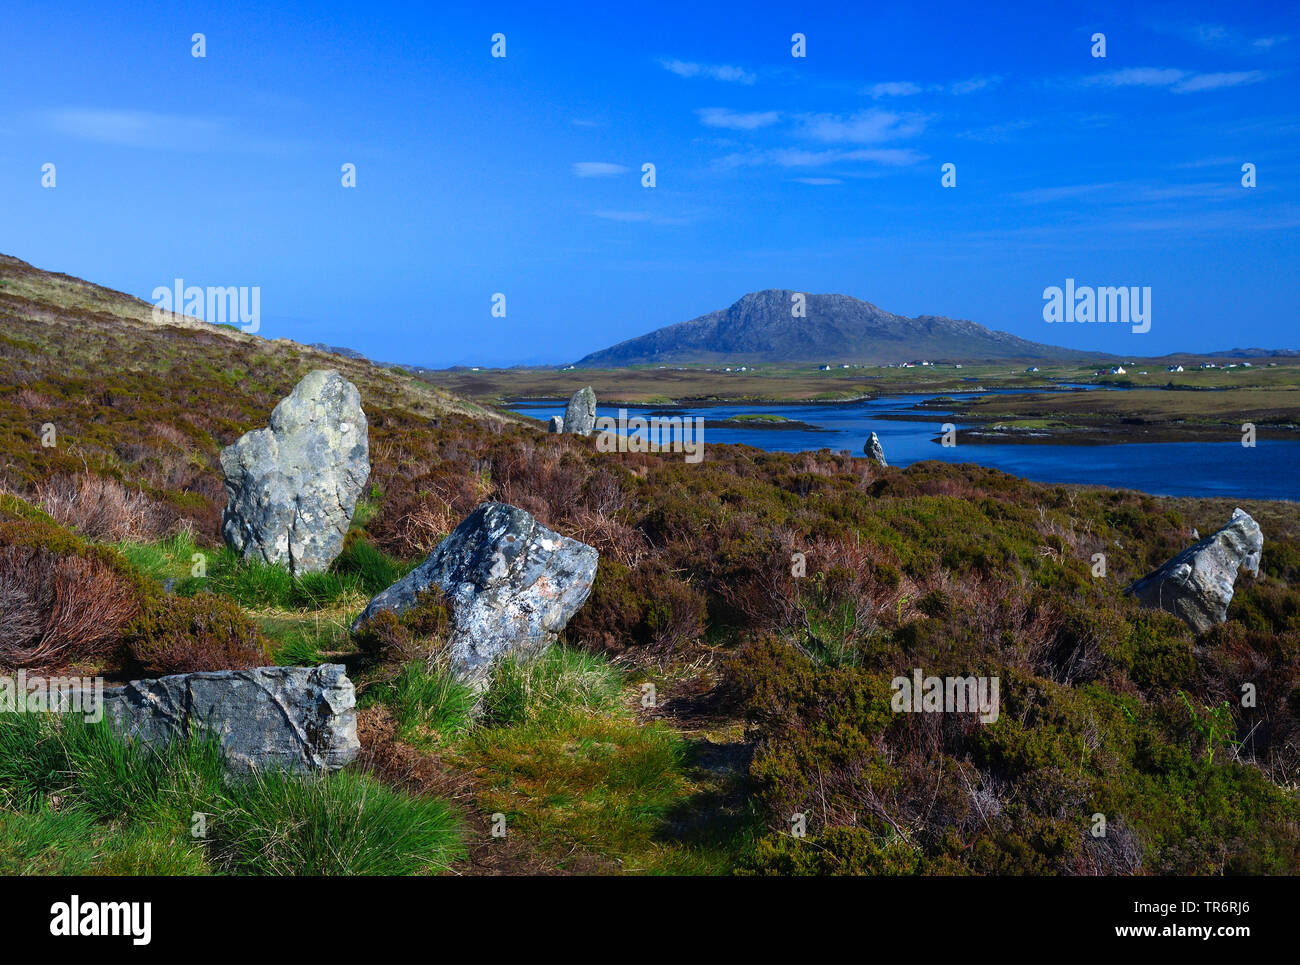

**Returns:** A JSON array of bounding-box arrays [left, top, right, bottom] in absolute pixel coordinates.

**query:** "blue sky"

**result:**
[[2, 0, 1297, 365]]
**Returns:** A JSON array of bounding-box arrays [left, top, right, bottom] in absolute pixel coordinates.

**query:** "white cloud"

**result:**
[[593, 209, 689, 225], [956, 118, 1037, 142], [1172, 70, 1266, 93], [43, 108, 305, 154], [865, 76, 999, 98], [658, 58, 756, 84], [1086, 67, 1189, 88], [573, 162, 629, 178], [950, 75, 1000, 94], [696, 107, 780, 130], [1084, 67, 1268, 93], [46, 109, 225, 147], [1171, 22, 1289, 52], [797, 109, 926, 144], [719, 147, 924, 169], [866, 81, 923, 98], [1013, 180, 1237, 204], [1013, 182, 1126, 203]]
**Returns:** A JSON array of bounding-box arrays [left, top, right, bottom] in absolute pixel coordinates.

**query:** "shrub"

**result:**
[[566, 559, 706, 656], [353, 587, 451, 660], [124, 594, 270, 675], [33, 473, 165, 541], [0, 545, 138, 669], [739, 827, 922, 876]]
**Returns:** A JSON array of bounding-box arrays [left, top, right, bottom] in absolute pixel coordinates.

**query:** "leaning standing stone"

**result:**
[[548, 415, 565, 433], [353, 501, 598, 690], [1124, 509, 1263, 633], [220, 369, 370, 574]]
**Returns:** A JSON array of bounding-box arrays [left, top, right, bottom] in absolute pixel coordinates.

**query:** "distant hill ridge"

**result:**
[[575, 289, 1109, 366]]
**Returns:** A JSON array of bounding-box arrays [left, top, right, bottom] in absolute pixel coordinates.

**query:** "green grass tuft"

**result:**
[[211, 768, 465, 875]]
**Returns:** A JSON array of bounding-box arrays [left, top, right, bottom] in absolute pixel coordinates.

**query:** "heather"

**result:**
[[3, 275, 1299, 874]]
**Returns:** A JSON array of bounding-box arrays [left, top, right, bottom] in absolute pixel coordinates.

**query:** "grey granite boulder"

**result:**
[[353, 502, 598, 688], [547, 415, 564, 433], [864, 431, 888, 467], [220, 369, 370, 574], [563, 386, 597, 436], [1124, 509, 1263, 633], [67, 665, 359, 774]]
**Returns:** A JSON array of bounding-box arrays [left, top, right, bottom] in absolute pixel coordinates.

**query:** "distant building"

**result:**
[[1109, 366, 1127, 375], [1167, 365, 1184, 372], [1026, 366, 1039, 373], [819, 364, 831, 371]]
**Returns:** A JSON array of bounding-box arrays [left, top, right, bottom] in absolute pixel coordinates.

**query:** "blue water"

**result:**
[[511, 392, 1300, 501]]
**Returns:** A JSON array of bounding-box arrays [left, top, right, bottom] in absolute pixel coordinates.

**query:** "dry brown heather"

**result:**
[[3, 252, 1300, 875]]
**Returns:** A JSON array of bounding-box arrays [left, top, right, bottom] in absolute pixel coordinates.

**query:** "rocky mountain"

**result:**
[[575, 289, 1108, 366]]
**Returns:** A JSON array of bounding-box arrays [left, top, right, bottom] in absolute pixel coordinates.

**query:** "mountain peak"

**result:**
[[575, 290, 1102, 367]]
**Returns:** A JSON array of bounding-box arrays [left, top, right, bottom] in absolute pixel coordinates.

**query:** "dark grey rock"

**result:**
[[71, 665, 359, 774], [864, 431, 888, 467], [220, 369, 370, 574], [353, 502, 598, 689], [563, 386, 597, 436], [1124, 509, 1263, 633]]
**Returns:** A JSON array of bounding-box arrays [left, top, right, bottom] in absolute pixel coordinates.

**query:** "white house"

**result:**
[[1167, 365, 1184, 372], [1109, 366, 1127, 375]]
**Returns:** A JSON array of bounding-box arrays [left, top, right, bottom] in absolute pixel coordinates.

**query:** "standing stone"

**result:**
[[864, 431, 888, 467], [547, 415, 565, 433], [61, 665, 359, 774], [353, 501, 598, 689], [220, 370, 370, 574], [563, 386, 597, 436], [1124, 509, 1263, 633]]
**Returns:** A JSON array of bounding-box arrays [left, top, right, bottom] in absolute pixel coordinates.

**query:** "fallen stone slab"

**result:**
[[354, 501, 598, 689], [64, 665, 359, 774], [1124, 508, 1263, 634]]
